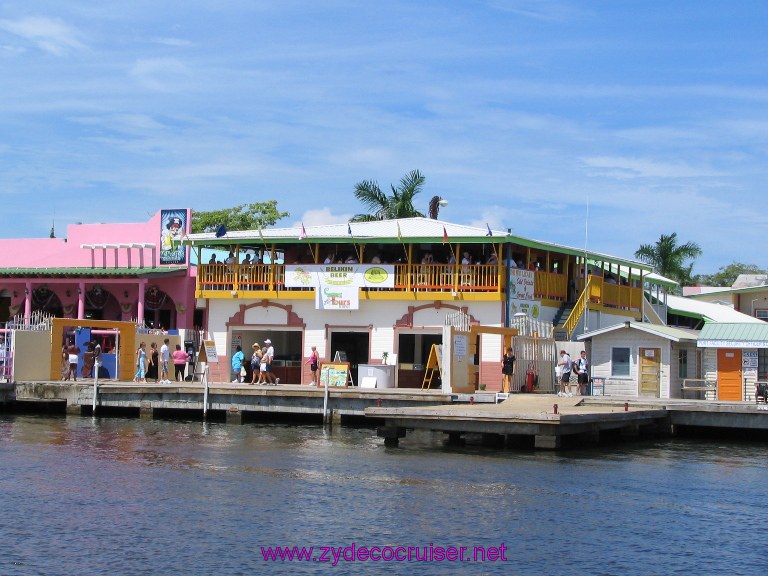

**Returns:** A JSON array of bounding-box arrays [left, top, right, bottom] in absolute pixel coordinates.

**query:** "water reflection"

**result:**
[[2, 414, 767, 575]]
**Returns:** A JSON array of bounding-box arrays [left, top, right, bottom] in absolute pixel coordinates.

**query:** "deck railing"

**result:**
[[196, 263, 640, 306]]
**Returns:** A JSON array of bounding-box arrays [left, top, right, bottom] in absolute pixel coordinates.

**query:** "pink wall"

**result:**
[[0, 210, 189, 268]]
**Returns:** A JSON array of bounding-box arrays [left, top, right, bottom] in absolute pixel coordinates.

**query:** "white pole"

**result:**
[[323, 368, 330, 424], [203, 365, 210, 418], [92, 370, 98, 414], [583, 196, 590, 333]]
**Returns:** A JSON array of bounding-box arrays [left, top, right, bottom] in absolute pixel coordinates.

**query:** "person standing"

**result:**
[[172, 344, 187, 381], [92, 340, 102, 380], [160, 338, 170, 384], [231, 345, 244, 383], [576, 350, 590, 396], [306, 345, 319, 386], [557, 350, 572, 397], [501, 347, 516, 393], [263, 339, 278, 385], [146, 342, 159, 383], [65, 341, 80, 381], [134, 342, 147, 383]]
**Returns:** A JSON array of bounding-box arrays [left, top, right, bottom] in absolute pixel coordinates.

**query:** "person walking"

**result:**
[[501, 347, 516, 393], [172, 344, 187, 381], [231, 345, 244, 383], [263, 339, 278, 385], [557, 350, 572, 397], [160, 338, 171, 384], [306, 345, 319, 386], [250, 343, 262, 384], [576, 350, 590, 396], [134, 342, 147, 383]]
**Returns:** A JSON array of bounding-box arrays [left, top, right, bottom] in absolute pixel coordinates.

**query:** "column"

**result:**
[[137, 279, 147, 324], [77, 282, 85, 319], [24, 282, 32, 325]]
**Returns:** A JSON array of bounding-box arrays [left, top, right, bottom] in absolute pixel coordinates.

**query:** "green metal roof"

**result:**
[[698, 322, 768, 347], [0, 267, 187, 278]]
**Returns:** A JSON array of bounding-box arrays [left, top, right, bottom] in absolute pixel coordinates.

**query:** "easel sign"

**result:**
[[199, 340, 218, 363], [320, 362, 352, 387]]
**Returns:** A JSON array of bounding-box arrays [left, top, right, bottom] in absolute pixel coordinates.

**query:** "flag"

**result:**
[[299, 222, 307, 240], [442, 226, 448, 245], [215, 224, 227, 238], [396, 222, 402, 240], [347, 223, 352, 236], [486, 223, 493, 237]]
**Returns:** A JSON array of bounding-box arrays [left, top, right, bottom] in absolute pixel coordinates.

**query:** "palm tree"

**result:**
[[634, 233, 702, 285], [350, 170, 426, 222]]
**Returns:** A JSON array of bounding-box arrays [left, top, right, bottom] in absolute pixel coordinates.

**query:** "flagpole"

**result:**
[[583, 196, 589, 333]]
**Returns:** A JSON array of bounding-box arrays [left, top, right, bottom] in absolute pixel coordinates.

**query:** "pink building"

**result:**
[[0, 209, 198, 329]]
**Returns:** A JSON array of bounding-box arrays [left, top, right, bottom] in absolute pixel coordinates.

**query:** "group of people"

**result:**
[[556, 350, 590, 397], [61, 340, 102, 381], [231, 338, 280, 385], [134, 338, 188, 383]]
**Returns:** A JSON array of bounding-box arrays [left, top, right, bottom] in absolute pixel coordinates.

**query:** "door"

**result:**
[[717, 349, 742, 401], [639, 347, 661, 397], [330, 331, 370, 386]]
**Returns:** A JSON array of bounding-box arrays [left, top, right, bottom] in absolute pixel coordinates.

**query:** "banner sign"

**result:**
[[284, 264, 395, 310], [509, 269, 535, 301], [509, 299, 542, 319], [159, 209, 188, 265]]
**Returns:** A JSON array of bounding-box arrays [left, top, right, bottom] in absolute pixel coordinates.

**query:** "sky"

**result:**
[[1, 1, 766, 275]]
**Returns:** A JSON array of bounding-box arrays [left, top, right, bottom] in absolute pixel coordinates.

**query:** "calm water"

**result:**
[[0, 414, 765, 576]]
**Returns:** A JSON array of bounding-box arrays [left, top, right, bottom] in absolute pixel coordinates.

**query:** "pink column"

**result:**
[[24, 282, 32, 325], [137, 279, 147, 324], [77, 282, 85, 319]]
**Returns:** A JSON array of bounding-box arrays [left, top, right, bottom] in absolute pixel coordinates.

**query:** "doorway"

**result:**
[[330, 331, 369, 386], [638, 347, 661, 397], [717, 349, 742, 401]]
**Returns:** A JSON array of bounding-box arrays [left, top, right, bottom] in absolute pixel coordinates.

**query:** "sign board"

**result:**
[[743, 350, 758, 368], [320, 362, 350, 387], [284, 264, 395, 310], [200, 340, 218, 363], [508, 269, 535, 301]]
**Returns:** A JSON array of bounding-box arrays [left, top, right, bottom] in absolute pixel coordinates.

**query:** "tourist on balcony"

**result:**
[[486, 252, 498, 265], [208, 254, 218, 265]]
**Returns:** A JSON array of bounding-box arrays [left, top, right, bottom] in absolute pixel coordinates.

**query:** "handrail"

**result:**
[[562, 278, 591, 338], [643, 294, 665, 325]]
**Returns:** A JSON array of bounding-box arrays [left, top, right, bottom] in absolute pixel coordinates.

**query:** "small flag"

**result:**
[[299, 222, 307, 240], [486, 223, 493, 237], [442, 226, 448, 245], [397, 222, 403, 240], [348, 223, 352, 236], [215, 224, 227, 238]]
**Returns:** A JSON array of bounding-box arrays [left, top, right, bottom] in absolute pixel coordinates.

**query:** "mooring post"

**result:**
[[377, 426, 406, 447]]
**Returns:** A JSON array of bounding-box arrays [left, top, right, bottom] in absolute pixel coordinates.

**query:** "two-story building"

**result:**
[[187, 217, 652, 389]]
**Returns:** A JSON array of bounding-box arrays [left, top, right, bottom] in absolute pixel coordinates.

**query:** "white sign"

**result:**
[[284, 264, 395, 310], [453, 334, 468, 359], [509, 269, 535, 301], [743, 351, 758, 368], [509, 299, 542, 320], [202, 340, 218, 363]]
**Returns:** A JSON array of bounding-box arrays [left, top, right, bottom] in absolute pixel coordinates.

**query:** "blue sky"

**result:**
[[1, 1, 766, 275]]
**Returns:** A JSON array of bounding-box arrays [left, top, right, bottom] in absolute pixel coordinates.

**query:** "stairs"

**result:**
[[552, 302, 575, 341]]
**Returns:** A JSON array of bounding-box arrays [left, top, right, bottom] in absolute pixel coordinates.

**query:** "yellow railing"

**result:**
[[577, 275, 642, 312], [562, 279, 590, 338], [534, 271, 568, 301]]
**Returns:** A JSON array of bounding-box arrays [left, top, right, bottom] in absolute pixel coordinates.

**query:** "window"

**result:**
[[756, 309, 768, 322], [611, 347, 631, 377], [678, 349, 688, 379], [758, 349, 768, 380]]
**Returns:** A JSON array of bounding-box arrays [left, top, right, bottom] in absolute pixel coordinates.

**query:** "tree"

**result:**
[[634, 232, 702, 286], [350, 169, 426, 222], [695, 262, 767, 287], [191, 201, 289, 234]]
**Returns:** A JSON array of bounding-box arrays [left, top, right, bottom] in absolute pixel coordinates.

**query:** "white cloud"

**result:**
[[0, 17, 86, 55], [293, 208, 353, 228], [130, 58, 190, 91], [581, 156, 720, 179]]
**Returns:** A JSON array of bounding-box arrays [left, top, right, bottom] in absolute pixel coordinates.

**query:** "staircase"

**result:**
[[553, 302, 575, 340]]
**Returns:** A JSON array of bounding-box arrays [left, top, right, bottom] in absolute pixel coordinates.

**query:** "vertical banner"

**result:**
[[160, 209, 188, 265]]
